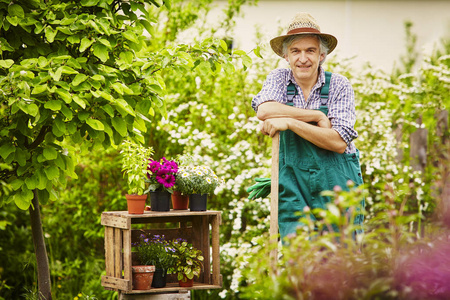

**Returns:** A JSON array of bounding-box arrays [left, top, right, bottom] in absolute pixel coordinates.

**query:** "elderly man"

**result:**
[[251, 12, 364, 240]]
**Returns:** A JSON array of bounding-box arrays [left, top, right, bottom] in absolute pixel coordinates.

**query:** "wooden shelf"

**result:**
[[101, 210, 222, 294]]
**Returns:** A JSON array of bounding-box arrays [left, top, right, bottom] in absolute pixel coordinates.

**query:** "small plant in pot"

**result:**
[[167, 238, 204, 287], [134, 234, 176, 288], [145, 157, 178, 211], [120, 140, 154, 214], [175, 165, 223, 211]]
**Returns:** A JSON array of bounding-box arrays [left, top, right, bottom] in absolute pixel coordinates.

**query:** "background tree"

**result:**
[[0, 0, 251, 298]]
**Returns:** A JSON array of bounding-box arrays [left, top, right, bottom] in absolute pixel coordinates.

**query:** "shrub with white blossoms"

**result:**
[[175, 165, 223, 195]]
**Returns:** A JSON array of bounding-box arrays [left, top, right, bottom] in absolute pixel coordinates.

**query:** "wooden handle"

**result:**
[[270, 132, 280, 271]]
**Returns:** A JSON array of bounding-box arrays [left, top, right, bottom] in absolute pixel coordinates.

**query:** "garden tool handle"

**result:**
[[270, 132, 279, 270]]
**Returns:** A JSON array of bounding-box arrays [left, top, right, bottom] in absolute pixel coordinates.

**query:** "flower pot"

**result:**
[[132, 265, 155, 290], [126, 194, 147, 214], [189, 194, 207, 211], [151, 268, 167, 288], [172, 191, 189, 210], [150, 190, 171, 211], [178, 274, 194, 287]]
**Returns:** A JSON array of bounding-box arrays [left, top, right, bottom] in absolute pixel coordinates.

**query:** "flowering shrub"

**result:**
[[134, 234, 176, 270], [146, 157, 178, 193], [175, 165, 222, 195]]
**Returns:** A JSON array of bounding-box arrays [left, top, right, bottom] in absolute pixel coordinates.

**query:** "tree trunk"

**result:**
[[29, 190, 52, 300]]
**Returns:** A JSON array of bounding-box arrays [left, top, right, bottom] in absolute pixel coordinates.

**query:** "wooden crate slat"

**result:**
[[114, 228, 122, 278], [102, 213, 130, 229], [101, 275, 130, 291], [211, 214, 221, 286], [123, 229, 132, 292], [105, 226, 114, 277]]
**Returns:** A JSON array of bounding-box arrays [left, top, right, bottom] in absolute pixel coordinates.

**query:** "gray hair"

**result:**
[[282, 34, 329, 65]]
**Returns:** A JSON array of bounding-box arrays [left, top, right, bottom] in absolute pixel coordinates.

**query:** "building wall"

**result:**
[[211, 0, 450, 72]]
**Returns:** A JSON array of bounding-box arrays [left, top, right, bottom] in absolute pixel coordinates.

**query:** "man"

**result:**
[[251, 12, 364, 240]]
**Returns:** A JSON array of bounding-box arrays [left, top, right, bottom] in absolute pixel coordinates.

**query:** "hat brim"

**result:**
[[270, 32, 337, 58]]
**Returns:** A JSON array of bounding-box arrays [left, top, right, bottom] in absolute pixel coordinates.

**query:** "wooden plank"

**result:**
[[105, 226, 114, 277], [202, 216, 210, 285], [101, 275, 130, 291], [102, 213, 130, 229], [114, 228, 122, 279], [123, 229, 133, 292], [211, 214, 221, 286]]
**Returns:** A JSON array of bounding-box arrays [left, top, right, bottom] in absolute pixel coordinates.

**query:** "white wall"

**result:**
[[209, 0, 450, 72]]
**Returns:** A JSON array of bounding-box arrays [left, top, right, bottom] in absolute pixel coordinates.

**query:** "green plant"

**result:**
[[175, 166, 222, 195], [167, 239, 204, 280], [120, 140, 154, 195], [134, 234, 175, 271]]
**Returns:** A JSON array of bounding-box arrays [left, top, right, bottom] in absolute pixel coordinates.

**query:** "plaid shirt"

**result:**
[[252, 67, 358, 153]]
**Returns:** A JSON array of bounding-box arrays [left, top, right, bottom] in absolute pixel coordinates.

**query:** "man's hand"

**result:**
[[316, 113, 332, 128], [261, 118, 291, 137]]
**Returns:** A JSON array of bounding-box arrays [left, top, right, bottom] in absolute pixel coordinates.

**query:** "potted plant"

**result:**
[[167, 238, 204, 287], [120, 140, 154, 214], [132, 234, 159, 290], [172, 154, 194, 210], [175, 165, 222, 211], [134, 234, 175, 288], [145, 157, 178, 211]]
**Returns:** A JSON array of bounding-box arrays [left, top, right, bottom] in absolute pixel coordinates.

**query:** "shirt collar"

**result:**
[[288, 66, 326, 90]]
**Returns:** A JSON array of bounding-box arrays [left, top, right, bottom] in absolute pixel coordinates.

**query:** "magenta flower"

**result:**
[[148, 160, 161, 174], [156, 173, 176, 188]]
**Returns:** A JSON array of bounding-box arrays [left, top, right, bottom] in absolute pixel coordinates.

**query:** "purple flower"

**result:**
[[148, 160, 161, 174], [156, 173, 176, 188]]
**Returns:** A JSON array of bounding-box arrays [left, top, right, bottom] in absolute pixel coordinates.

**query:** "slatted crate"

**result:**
[[101, 210, 222, 294]]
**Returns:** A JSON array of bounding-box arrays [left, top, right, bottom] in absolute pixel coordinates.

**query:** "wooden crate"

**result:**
[[100, 210, 222, 294]]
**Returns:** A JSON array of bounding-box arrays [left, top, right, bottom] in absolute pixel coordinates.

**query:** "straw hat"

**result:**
[[270, 12, 338, 57]]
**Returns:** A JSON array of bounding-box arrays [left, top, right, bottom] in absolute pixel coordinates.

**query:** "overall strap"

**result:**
[[286, 81, 298, 102], [320, 71, 332, 106]]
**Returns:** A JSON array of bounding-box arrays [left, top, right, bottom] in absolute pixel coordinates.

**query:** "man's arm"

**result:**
[[261, 117, 347, 154], [257, 101, 331, 128]]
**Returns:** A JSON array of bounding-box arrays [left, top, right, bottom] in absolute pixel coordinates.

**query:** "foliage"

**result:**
[[175, 165, 222, 195], [146, 157, 178, 193], [120, 140, 153, 195], [134, 234, 176, 270], [167, 238, 204, 281]]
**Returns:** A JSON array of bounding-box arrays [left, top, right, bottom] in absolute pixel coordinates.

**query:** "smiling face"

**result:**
[[284, 35, 325, 85]]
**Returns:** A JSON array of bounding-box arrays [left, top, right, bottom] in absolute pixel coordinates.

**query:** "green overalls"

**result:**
[[278, 72, 364, 240]]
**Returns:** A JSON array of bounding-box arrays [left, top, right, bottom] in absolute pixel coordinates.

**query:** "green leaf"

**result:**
[[242, 54, 252, 70], [122, 30, 139, 44], [220, 39, 228, 52], [80, 38, 94, 52], [25, 177, 37, 190], [44, 100, 62, 111], [86, 118, 105, 131], [60, 66, 78, 75], [31, 84, 48, 94], [17, 102, 39, 117], [43, 147, 58, 160], [81, 0, 99, 7], [254, 45, 263, 58], [8, 4, 25, 18], [36, 169, 48, 190], [45, 26, 58, 43], [15, 189, 33, 210], [44, 166, 59, 180], [112, 117, 127, 137], [55, 89, 72, 104], [73, 95, 86, 109], [93, 43, 109, 62], [72, 74, 88, 86], [36, 189, 49, 205], [10, 179, 23, 191], [111, 82, 124, 95], [233, 49, 246, 56], [0, 59, 14, 68]]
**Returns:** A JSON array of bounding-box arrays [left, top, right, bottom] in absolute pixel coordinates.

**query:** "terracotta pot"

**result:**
[[126, 194, 147, 214], [189, 194, 207, 211], [150, 190, 171, 211], [132, 265, 155, 290], [172, 191, 189, 210], [178, 274, 194, 287]]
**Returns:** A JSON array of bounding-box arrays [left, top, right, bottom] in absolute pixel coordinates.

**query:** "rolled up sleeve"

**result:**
[[328, 76, 358, 145], [251, 69, 289, 112]]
